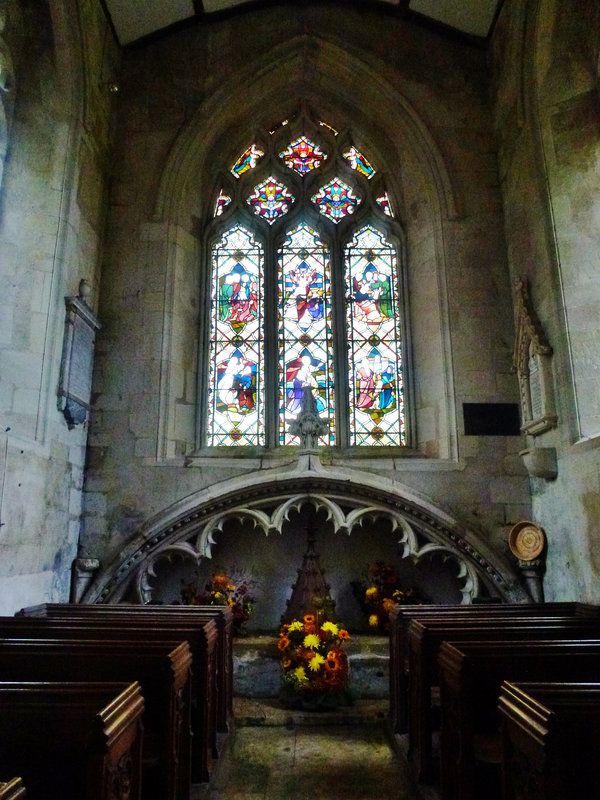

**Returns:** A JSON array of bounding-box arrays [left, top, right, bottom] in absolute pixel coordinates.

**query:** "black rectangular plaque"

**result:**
[[463, 403, 521, 436]]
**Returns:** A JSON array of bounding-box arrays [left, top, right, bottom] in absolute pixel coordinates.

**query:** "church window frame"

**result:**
[[197, 112, 411, 452]]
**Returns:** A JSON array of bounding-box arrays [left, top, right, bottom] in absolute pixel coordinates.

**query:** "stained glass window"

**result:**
[[247, 177, 294, 224], [345, 226, 405, 446], [207, 226, 264, 446], [206, 118, 406, 450], [278, 224, 335, 445], [231, 144, 264, 178], [280, 136, 327, 175], [343, 146, 375, 179], [311, 178, 359, 222], [375, 193, 393, 217], [214, 190, 232, 217]]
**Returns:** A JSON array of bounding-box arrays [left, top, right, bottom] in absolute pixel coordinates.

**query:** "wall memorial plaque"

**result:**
[[58, 284, 100, 429], [512, 278, 557, 436]]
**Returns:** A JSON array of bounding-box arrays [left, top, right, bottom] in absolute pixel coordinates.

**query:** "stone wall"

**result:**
[[490, 0, 600, 600], [80, 6, 531, 613], [0, 0, 118, 613]]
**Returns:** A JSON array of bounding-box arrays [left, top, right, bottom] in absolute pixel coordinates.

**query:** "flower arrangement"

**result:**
[[351, 561, 426, 632], [181, 571, 255, 634], [278, 615, 352, 709]]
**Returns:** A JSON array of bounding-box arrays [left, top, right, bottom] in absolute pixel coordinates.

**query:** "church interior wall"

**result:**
[[79, 6, 531, 614], [0, 0, 118, 613], [490, 0, 600, 600]]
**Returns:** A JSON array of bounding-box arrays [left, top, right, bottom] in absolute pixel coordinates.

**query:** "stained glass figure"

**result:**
[[207, 226, 264, 446], [214, 190, 232, 217], [247, 177, 294, 224], [345, 226, 405, 446], [278, 223, 335, 445], [319, 120, 338, 135], [311, 178, 359, 223], [375, 192, 393, 217], [280, 136, 327, 175], [231, 144, 264, 178], [343, 146, 375, 179]]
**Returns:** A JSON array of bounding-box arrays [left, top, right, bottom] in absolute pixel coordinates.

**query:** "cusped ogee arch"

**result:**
[[82, 462, 530, 605]]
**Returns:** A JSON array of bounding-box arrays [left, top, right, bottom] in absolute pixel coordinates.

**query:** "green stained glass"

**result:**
[[345, 226, 405, 446], [207, 226, 264, 446]]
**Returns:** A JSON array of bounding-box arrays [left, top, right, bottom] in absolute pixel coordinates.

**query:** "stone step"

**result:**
[[234, 697, 389, 727]]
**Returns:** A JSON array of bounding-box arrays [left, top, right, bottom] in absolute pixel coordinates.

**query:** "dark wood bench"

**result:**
[[0, 638, 192, 800], [0, 681, 143, 800], [0, 615, 217, 784], [388, 601, 599, 735], [18, 602, 234, 735], [438, 638, 600, 800], [0, 779, 26, 800], [406, 615, 600, 782], [499, 681, 600, 800]]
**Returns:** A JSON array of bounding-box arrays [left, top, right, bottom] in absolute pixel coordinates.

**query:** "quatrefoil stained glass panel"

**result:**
[[247, 177, 294, 224], [280, 136, 327, 175], [311, 178, 359, 222]]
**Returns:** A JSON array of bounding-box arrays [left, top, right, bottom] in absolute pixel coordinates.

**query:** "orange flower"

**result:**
[[303, 614, 315, 624], [303, 613, 316, 633], [212, 573, 228, 587], [278, 635, 290, 651], [338, 629, 350, 640], [282, 657, 292, 669], [382, 598, 396, 613]]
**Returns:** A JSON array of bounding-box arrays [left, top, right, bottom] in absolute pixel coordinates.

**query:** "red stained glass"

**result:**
[[311, 178, 359, 223], [247, 177, 294, 224], [375, 193, 393, 217], [214, 190, 232, 217], [280, 136, 327, 175]]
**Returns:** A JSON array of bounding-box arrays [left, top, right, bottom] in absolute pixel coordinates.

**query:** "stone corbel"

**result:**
[[519, 446, 557, 480], [71, 557, 101, 602], [508, 521, 546, 603]]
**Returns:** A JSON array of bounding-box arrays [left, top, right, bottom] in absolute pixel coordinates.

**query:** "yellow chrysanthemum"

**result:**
[[294, 666, 308, 682], [365, 586, 378, 599], [288, 620, 304, 632], [321, 621, 339, 636], [303, 633, 320, 650], [368, 614, 379, 628], [308, 653, 325, 672]]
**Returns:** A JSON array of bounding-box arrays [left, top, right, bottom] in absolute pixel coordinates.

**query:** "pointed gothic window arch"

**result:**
[[201, 111, 409, 450]]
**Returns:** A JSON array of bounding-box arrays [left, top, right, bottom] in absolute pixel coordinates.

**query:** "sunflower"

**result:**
[[278, 635, 291, 651], [282, 656, 292, 669], [338, 629, 350, 640]]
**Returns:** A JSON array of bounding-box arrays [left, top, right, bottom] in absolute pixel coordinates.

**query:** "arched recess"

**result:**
[[82, 458, 530, 606], [146, 34, 461, 461]]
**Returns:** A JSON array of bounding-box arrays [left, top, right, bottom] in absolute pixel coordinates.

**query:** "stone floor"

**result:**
[[207, 699, 424, 800]]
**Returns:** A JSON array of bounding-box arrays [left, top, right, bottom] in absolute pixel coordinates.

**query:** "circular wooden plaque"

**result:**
[[508, 521, 546, 561]]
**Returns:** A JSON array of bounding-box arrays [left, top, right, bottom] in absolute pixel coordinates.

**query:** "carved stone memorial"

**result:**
[[58, 281, 100, 429], [513, 278, 557, 436]]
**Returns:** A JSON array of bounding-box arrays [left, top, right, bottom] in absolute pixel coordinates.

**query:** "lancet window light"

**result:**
[[203, 113, 407, 450]]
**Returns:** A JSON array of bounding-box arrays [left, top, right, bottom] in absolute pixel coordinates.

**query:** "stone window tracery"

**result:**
[[202, 111, 408, 450]]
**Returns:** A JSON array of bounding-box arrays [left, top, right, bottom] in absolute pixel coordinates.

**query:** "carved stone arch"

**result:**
[[82, 464, 530, 606]]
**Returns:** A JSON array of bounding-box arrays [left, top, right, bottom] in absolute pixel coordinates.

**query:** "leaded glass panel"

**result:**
[[231, 144, 264, 178], [280, 136, 327, 175], [278, 223, 335, 445], [375, 192, 393, 217], [311, 178, 359, 223], [207, 226, 264, 446], [214, 190, 232, 217], [247, 177, 294, 224], [343, 146, 375, 179], [345, 226, 405, 446]]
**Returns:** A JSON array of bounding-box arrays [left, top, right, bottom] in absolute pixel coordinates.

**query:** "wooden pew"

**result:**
[[0, 682, 143, 800], [0, 638, 192, 800], [0, 779, 26, 800], [18, 602, 234, 735], [388, 601, 599, 735], [406, 615, 600, 783], [0, 616, 217, 785], [499, 681, 600, 800], [438, 638, 600, 800]]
